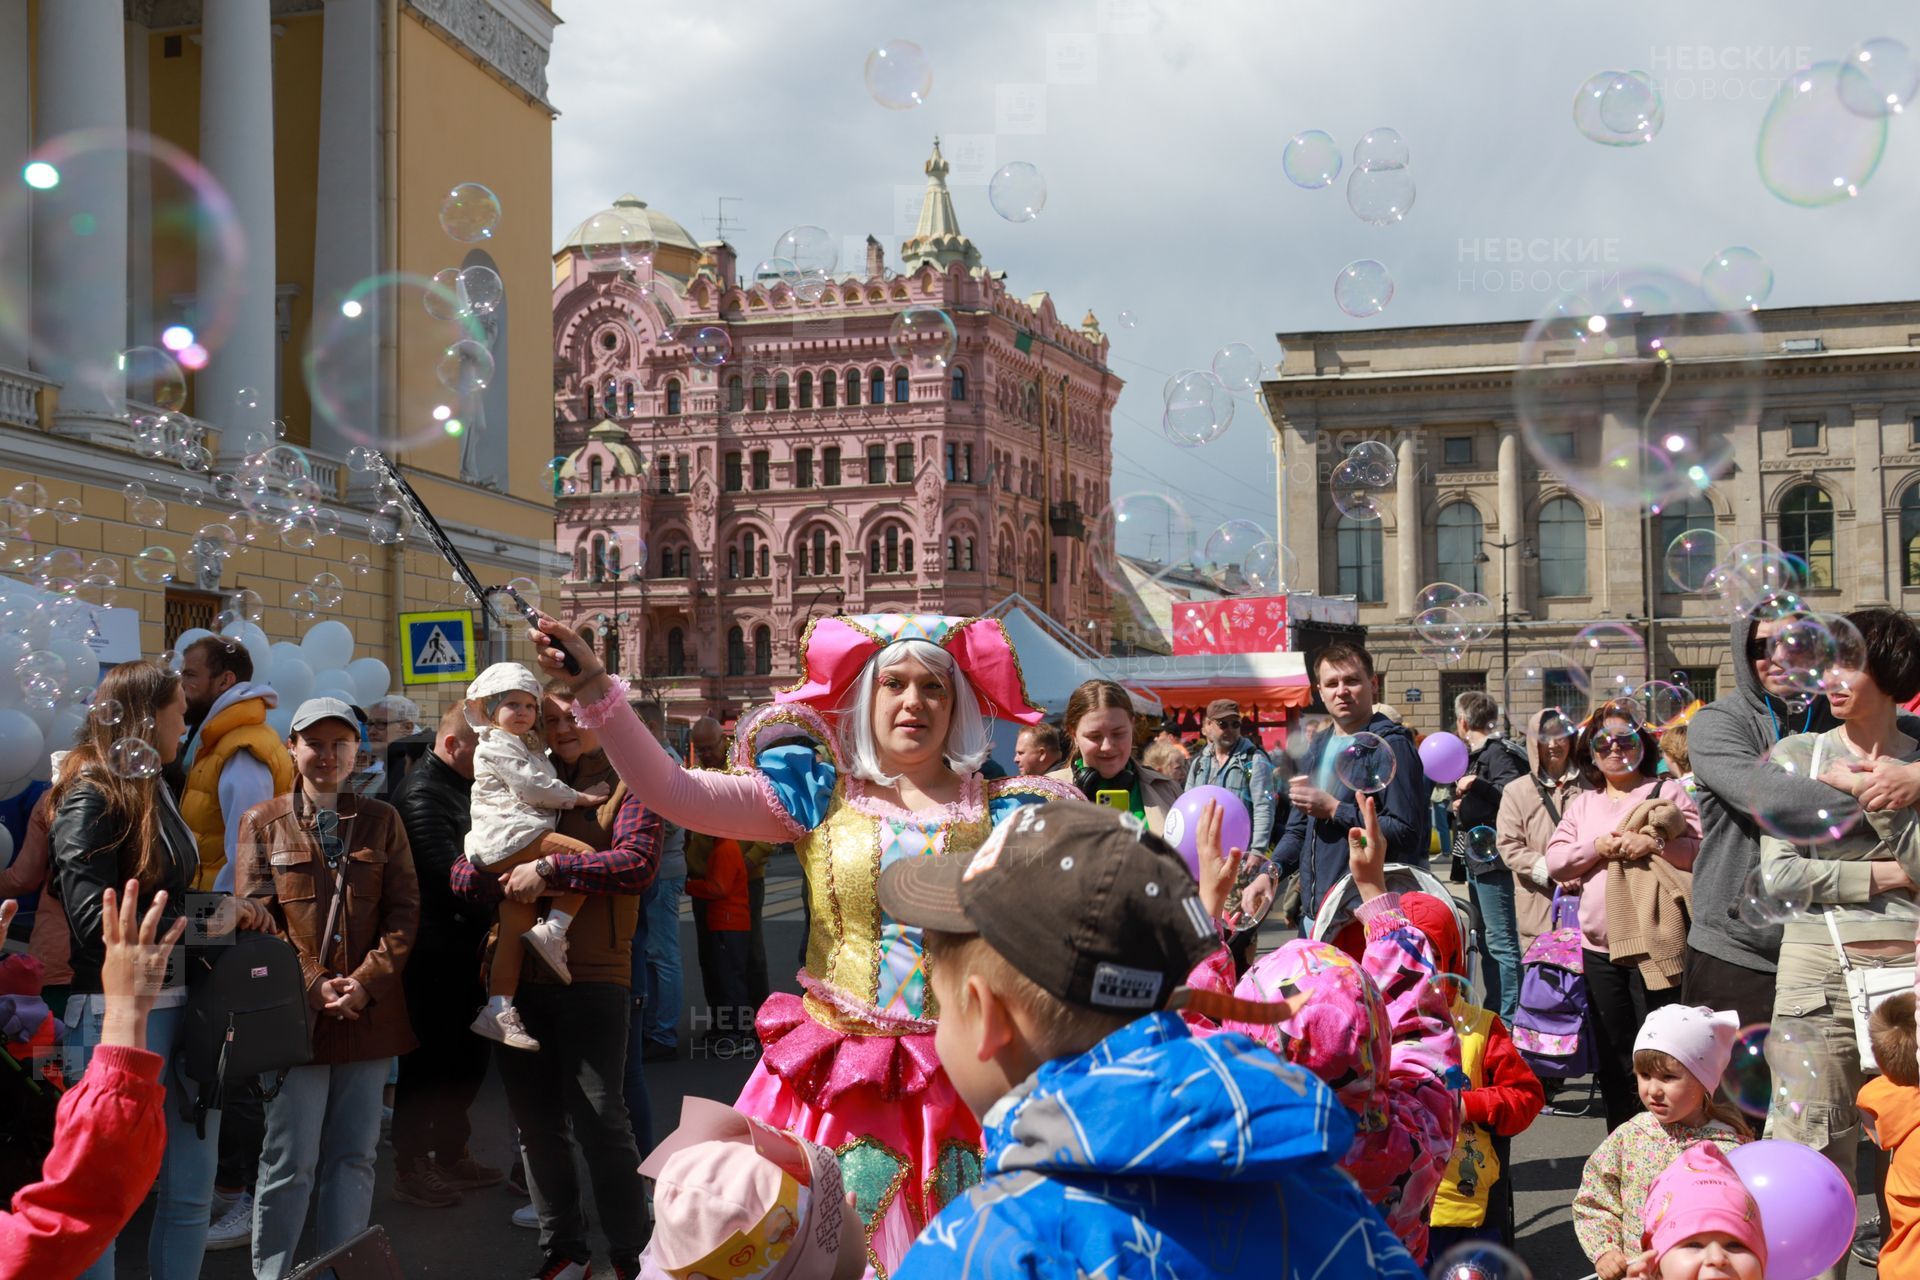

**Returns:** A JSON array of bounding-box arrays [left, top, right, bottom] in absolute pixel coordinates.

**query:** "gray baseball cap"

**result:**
[[289, 696, 362, 735]]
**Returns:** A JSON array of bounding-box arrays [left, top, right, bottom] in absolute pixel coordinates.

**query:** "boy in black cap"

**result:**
[[879, 800, 1421, 1280]]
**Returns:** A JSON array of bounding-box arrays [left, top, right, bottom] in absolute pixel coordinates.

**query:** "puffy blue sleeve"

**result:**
[[754, 742, 837, 834]]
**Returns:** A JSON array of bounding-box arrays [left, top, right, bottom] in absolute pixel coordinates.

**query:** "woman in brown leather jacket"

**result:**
[[235, 697, 419, 1280]]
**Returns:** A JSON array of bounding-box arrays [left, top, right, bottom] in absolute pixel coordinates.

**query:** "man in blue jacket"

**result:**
[[1276, 641, 1429, 931]]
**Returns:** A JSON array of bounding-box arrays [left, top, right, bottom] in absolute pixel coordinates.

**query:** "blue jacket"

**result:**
[[1274, 714, 1429, 926], [1184, 735, 1278, 849], [893, 1012, 1421, 1280]]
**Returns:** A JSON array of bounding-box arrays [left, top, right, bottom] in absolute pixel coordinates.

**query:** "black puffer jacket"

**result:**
[[390, 752, 489, 950], [50, 777, 197, 994], [1455, 735, 1531, 831]]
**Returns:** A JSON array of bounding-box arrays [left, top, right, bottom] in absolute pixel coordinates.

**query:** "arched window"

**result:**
[[893, 366, 909, 403], [728, 548, 740, 579], [753, 625, 772, 676], [726, 626, 746, 676], [1538, 497, 1587, 597], [585, 387, 595, 420], [1779, 484, 1834, 589], [589, 457, 603, 493], [667, 627, 685, 676], [603, 624, 621, 674], [603, 380, 617, 418], [821, 370, 837, 408], [947, 537, 959, 570], [751, 373, 768, 412], [758, 545, 769, 577], [964, 537, 976, 571], [606, 541, 621, 577], [870, 367, 885, 405], [573, 546, 587, 581], [659, 542, 674, 577], [868, 537, 880, 572], [1436, 502, 1485, 592], [1903, 488, 1920, 588], [811, 528, 827, 576], [624, 383, 635, 415], [798, 372, 814, 409], [884, 526, 900, 573], [676, 546, 691, 577], [775, 374, 790, 411], [665, 379, 681, 415], [844, 369, 859, 406], [829, 543, 841, 574], [1335, 514, 1383, 602], [727, 376, 744, 412], [590, 534, 607, 581], [903, 537, 914, 572], [951, 366, 967, 401], [1655, 496, 1715, 594]]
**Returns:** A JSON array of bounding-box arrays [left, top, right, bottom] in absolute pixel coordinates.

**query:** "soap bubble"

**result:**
[[1566, 622, 1645, 701], [1464, 826, 1499, 868], [1531, 706, 1580, 747], [1334, 731, 1397, 795], [132, 546, 177, 585], [1759, 61, 1887, 206], [1573, 70, 1663, 145], [1838, 37, 1920, 119], [1202, 520, 1267, 574], [1726, 1024, 1776, 1118], [1210, 342, 1262, 391], [1588, 723, 1645, 772], [115, 345, 187, 412], [1431, 1237, 1534, 1280], [439, 182, 501, 242], [107, 736, 162, 779], [1451, 593, 1496, 643], [87, 696, 125, 729], [307, 273, 489, 453], [436, 339, 493, 395], [864, 39, 931, 109], [1770, 613, 1866, 696], [1162, 371, 1233, 446], [346, 446, 381, 474], [577, 208, 655, 272], [369, 499, 408, 546], [1417, 582, 1465, 612], [1753, 739, 1862, 845], [287, 588, 320, 620], [1281, 130, 1341, 188], [1764, 1018, 1823, 1116], [1334, 260, 1393, 318], [9, 481, 47, 515], [505, 577, 541, 611], [456, 265, 503, 316], [14, 650, 67, 705], [1241, 541, 1298, 594], [1353, 127, 1409, 171], [1701, 247, 1774, 311], [1415, 607, 1469, 648], [227, 587, 265, 623], [689, 327, 732, 367], [347, 552, 371, 577], [988, 162, 1046, 222], [1090, 492, 1196, 627], [1632, 679, 1694, 729], [1346, 166, 1415, 225], [1738, 866, 1811, 928], [1664, 527, 1732, 593], [310, 571, 344, 609], [1346, 440, 1396, 486], [887, 307, 957, 370], [772, 225, 837, 276]]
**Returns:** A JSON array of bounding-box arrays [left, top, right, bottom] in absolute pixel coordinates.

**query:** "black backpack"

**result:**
[[178, 929, 313, 1137]]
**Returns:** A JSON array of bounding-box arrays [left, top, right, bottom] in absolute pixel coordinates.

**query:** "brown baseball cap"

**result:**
[[878, 800, 1223, 1014], [1204, 698, 1241, 723]]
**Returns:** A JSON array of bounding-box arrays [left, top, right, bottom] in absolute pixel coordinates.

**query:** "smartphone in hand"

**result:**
[[500, 586, 580, 674]]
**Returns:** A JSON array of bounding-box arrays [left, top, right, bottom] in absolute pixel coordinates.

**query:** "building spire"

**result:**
[[900, 138, 980, 271]]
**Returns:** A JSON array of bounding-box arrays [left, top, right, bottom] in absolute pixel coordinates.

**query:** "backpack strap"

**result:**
[[1533, 778, 1563, 827]]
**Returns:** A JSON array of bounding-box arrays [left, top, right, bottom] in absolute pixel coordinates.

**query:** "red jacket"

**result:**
[[688, 838, 749, 931], [0, 1045, 166, 1280], [1462, 1014, 1545, 1136]]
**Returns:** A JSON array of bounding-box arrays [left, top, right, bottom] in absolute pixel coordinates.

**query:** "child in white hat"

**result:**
[[1573, 1005, 1754, 1280], [464, 662, 608, 1051]]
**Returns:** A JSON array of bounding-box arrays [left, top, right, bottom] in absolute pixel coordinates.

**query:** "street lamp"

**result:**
[[1475, 535, 1538, 737]]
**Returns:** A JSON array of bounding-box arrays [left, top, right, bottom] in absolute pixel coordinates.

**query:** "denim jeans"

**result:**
[[63, 997, 222, 1280], [251, 1058, 388, 1280], [623, 931, 654, 1156], [641, 874, 685, 1048], [1470, 871, 1523, 1022]]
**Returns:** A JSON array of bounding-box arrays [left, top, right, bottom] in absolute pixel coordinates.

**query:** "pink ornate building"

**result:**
[[551, 142, 1121, 720]]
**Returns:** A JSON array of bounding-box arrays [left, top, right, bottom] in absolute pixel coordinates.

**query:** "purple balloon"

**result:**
[[1726, 1140, 1854, 1280], [1163, 785, 1252, 880], [1419, 730, 1470, 785]]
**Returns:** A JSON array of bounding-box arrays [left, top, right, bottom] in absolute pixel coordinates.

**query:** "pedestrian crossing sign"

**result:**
[[399, 610, 477, 685]]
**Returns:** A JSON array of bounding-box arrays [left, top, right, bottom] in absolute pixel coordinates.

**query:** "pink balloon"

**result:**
[[1163, 785, 1251, 880], [1419, 731, 1470, 785], [1726, 1140, 1854, 1280]]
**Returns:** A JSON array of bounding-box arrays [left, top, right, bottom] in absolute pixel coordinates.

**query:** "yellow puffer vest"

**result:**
[[181, 696, 295, 891], [1432, 1002, 1498, 1227]]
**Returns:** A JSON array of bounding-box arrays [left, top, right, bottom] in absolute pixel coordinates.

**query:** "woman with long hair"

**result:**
[[1047, 679, 1182, 833], [49, 658, 272, 1280], [528, 612, 1077, 1276], [1545, 699, 1703, 1131]]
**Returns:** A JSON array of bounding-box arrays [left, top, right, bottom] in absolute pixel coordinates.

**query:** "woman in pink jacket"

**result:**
[[1546, 700, 1702, 1131]]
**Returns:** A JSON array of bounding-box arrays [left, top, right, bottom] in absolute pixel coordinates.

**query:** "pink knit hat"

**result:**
[[638, 1099, 851, 1280], [1641, 1142, 1767, 1264], [1633, 1004, 1741, 1092]]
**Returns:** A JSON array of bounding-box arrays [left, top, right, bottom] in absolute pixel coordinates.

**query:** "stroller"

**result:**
[[1309, 861, 1479, 990]]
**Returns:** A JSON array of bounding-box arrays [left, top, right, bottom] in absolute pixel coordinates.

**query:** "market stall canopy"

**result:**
[[1094, 649, 1313, 712]]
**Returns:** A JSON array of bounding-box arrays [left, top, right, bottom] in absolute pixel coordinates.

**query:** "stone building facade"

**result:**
[[1264, 300, 1920, 733], [552, 142, 1121, 722]]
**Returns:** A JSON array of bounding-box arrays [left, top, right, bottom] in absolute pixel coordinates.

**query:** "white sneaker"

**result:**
[[513, 1200, 542, 1230], [205, 1190, 253, 1251], [470, 1004, 540, 1051], [521, 919, 573, 984]]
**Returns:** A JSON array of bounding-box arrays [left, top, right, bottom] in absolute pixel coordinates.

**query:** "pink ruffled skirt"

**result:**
[[736, 992, 981, 1278]]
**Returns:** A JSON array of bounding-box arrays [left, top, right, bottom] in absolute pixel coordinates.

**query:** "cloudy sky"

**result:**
[[547, 0, 1920, 563]]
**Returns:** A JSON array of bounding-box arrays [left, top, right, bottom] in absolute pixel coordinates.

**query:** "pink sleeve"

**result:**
[[1546, 795, 1602, 883], [573, 679, 799, 843]]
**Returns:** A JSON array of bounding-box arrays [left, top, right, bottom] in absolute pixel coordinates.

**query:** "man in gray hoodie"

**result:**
[[1684, 610, 1920, 1024]]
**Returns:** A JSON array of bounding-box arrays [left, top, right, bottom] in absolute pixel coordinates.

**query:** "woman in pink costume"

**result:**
[[530, 611, 1077, 1275]]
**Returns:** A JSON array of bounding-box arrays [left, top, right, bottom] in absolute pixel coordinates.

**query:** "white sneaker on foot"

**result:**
[[205, 1190, 253, 1251], [521, 919, 572, 984], [470, 1004, 540, 1051], [513, 1200, 542, 1229]]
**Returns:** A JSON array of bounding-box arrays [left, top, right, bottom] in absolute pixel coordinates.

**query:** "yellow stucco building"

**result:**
[[0, 0, 562, 716]]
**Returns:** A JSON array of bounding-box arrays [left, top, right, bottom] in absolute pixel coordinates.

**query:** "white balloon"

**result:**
[[176, 627, 214, 654], [301, 620, 355, 673], [270, 656, 315, 709], [346, 658, 390, 706], [270, 641, 304, 670], [28, 750, 51, 782], [265, 706, 294, 739], [22, 699, 54, 735], [0, 709, 43, 781], [312, 669, 357, 703], [0, 823, 12, 867], [228, 621, 273, 680], [51, 635, 99, 693], [46, 704, 85, 754], [0, 775, 25, 803]]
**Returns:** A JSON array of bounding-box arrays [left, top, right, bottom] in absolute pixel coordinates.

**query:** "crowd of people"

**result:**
[[4, 600, 1920, 1278]]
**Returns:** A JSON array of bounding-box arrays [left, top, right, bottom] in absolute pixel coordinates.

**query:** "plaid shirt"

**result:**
[[450, 790, 660, 904]]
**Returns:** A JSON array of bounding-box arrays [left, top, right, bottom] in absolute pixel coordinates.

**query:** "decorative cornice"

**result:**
[[404, 0, 555, 109], [1760, 456, 1854, 473]]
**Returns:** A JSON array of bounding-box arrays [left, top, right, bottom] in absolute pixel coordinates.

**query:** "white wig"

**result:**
[[840, 638, 992, 784]]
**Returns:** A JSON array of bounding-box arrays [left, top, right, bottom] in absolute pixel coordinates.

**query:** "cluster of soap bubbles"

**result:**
[[1330, 440, 1396, 520], [344, 447, 415, 547], [1409, 582, 1495, 667], [1282, 127, 1408, 316], [1191, 519, 1297, 596], [0, 580, 118, 793], [1758, 37, 1916, 207], [1161, 370, 1235, 446], [1573, 70, 1664, 145], [753, 226, 839, 307]]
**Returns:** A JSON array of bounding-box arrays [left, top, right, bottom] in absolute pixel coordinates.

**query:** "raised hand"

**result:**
[[1194, 799, 1243, 920], [1347, 793, 1387, 901], [100, 880, 186, 1047]]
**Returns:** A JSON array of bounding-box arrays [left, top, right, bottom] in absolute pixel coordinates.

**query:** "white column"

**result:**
[[1395, 433, 1420, 617], [33, 0, 126, 431], [126, 22, 153, 360], [1497, 426, 1524, 613], [311, 0, 382, 466], [199, 0, 278, 461], [1853, 405, 1889, 606], [0, 0, 30, 372]]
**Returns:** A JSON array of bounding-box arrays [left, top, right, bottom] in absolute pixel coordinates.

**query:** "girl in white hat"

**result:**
[[464, 662, 608, 1050]]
